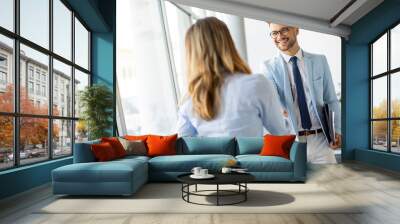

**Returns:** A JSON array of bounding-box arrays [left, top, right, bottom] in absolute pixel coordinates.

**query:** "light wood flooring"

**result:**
[[1, 162, 400, 224]]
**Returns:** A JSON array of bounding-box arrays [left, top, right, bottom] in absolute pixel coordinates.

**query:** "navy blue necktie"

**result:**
[[290, 56, 312, 130]]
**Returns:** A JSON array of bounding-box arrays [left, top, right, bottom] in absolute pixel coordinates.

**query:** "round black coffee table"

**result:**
[[177, 173, 255, 206]]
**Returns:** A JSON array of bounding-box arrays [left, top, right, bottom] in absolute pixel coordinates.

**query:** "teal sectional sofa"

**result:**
[[52, 137, 306, 196]]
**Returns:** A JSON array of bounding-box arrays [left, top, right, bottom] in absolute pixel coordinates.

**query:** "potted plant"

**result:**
[[79, 84, 113, 140]]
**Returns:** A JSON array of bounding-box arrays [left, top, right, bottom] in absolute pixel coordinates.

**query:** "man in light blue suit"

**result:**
[[261, 23, 341, 164]]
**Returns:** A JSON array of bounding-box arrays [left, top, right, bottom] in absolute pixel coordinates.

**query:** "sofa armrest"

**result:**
[[289, 141, 307, 181], [73, 140, 100, 163]]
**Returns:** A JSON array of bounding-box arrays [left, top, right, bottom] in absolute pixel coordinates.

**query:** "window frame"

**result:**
[[0, 0, 92, 171], [370, 20, 400, 154], [161, 0, 196, 103]]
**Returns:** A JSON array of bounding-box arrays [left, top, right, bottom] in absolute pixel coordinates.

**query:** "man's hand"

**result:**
[[329, 134, 341, 149], [283, 110, 289, 118]]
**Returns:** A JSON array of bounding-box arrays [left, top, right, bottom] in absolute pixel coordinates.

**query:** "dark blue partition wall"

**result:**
[[344, 0, 400, 171], [0, 0, 116, 200]]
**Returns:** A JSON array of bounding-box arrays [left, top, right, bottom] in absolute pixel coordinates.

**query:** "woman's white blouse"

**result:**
[[177, 73, 290, 137]]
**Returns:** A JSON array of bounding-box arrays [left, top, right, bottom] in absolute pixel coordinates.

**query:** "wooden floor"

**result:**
[[1, 162, 400, 224]]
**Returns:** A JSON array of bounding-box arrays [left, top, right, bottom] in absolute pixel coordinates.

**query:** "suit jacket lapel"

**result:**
[[276, 54, 297, 131], [303, 52, 316, 99], [276, 55, 294, 105]]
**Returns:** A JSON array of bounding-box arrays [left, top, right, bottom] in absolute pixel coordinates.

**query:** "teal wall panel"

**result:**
[[0, 158, 72, 199], [344, 0, 400, 171], [343, 44, 369, 160], [65, 0, 110, 32], [91, 32, 115, 135], [92, 32, 114, 87], [355, 149, 400, 172]]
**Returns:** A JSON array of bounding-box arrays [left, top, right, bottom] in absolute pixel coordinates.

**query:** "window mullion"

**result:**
[[370, 45, 373, 149], [71, 10, 76, 153], [48, 0, 54, 160], [13, 0, 20, 167], [388, 30, 391, 152]]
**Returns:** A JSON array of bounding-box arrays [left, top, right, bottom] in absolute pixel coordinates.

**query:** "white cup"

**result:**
[[191, 167, 202, 176], [200, 169, 208, 176], [221, 167, 232, 174]]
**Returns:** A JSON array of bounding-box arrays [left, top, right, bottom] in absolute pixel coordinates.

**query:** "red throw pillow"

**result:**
[[259, 134, 296, 159], [101, 137, 127, 158], [146, 134, 178, 157], [91, 142, 117, 161]]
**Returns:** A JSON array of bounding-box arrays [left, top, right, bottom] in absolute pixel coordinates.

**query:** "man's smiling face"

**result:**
[[269, 23, 299, 52]]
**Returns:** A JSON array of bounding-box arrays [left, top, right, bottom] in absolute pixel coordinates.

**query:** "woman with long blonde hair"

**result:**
[[177, 17, 288, 137]]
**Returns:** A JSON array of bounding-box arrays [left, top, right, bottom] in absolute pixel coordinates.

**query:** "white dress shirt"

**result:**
[[177, 73, 290, 137], [280, 49, 321, 131]]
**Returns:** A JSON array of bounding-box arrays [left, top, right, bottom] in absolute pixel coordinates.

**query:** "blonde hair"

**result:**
[[185, 17, 251, 120]]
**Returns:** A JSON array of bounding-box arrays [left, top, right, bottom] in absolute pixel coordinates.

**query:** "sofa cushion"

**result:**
[[53, 158, 148, 183], [236, 137, 263, 155], [115, 155, 150, 163], [177, 137, 236, 155], [148, 154, 235, 172], [236, 155, 293, 172]]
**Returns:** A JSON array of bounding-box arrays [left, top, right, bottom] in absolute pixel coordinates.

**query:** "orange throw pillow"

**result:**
[[124, 135, 149, 141], [146, 134, 178, 157], [91, 142, 117, 161], [101, 137, 127, 158], [260, 134, 296, 159]]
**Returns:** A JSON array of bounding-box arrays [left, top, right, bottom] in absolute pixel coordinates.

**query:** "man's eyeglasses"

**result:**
[[269, 27, 290, 39]]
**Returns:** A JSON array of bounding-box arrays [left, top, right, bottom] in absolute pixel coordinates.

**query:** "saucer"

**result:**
[[190, 174, 215, 179]]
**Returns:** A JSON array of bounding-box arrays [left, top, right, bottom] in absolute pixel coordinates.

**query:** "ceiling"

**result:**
[[168, 0, 384, 38]]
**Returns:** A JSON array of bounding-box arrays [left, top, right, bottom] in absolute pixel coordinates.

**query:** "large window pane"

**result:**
[[20, 44, 49, 115], [0, 34, 14, 113], [372, 121, 388, 151], [74, 18, 89, 70], [391, 120, 400, 153], [117, 0, 178, 135], [391, 24, 400, 70], [0, 116, 13, 170], [53, 119, 72, 157], [53, 59, 72, 117], [391, 72, 400, 118], [74, 69, 89, 118], [20, 0, 49, 49], [372, 77, 387, 119], [372, 34, 387, 76], [165, 1, 191, 98], [20, 117, 49, 165], [53, 0, 72, 60], [0, 0, 14, 31]]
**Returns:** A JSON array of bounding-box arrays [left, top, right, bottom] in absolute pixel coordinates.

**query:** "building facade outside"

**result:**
[[0, 41, 79, 168]]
